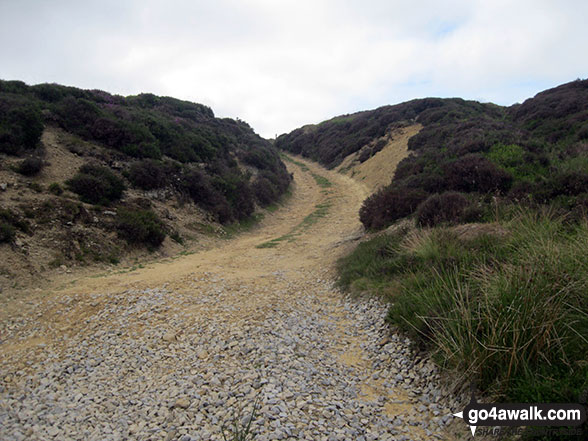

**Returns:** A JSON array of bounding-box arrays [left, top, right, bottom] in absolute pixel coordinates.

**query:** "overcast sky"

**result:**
[[1, 0, 587, 137]]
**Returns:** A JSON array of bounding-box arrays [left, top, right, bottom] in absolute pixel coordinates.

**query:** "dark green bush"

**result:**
[[415, 192, 470, 227], [0, 79, 292, 224], [53, 96, 101, 138], [16, 157, 44, 176], [128, 160, 170, 190], [360, 186, 428, 230], [253, 177, 278, 206], [180, 170, 233, 223], [67, 164, 125, 205], [0, 208, 30, 239], [48, 182, 64, 195], [0, 222, 15, 243], [31, 83, 66, 102], [443, 154, 513, 193], [0, 100, 44, 155], [116, 208, 166, 248]]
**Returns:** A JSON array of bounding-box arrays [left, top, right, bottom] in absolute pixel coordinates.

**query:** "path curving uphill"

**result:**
[[0, 157, 462, 440]]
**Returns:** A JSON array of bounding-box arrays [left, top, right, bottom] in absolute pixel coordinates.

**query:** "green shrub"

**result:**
[[443, 154, 513, 193], [67, 164, 125, 205], [0, 222, 15, 243], [339, 210, 588, 404], [48, 182, 64, 195], [415, 192, 470, 227], [359, 186, 428, 230], [116, 208, 166, 248], [0, 208, 30, 243], [0, 101, 44, 155], [253, 177, 278, 206], [128, 159, 170, 190], [16, 157, 44, 176]]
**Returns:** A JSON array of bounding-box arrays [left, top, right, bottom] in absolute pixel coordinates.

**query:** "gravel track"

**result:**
[[0, 157, 465, 440]]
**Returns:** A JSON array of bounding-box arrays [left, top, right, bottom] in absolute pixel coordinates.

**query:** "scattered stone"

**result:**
[[163, 331, 177, 342], [0, 273, 460, 440], [174, 398, 191, 409]]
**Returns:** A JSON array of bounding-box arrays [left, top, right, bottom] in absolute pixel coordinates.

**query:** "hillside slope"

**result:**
[[0, 80, 291, 290], [281, 79, 588, 426], [0, 156, 468, 441], [277, 79, 588, 229]]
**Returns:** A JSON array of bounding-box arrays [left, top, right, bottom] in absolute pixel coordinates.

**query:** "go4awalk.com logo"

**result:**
[[452, 394, 587, 437]]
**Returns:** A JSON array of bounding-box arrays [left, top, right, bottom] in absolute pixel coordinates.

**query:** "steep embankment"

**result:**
[[0, 80, 291, 291], [0, 157, 467, 440], [276, 79, 588, 230], [335, 124, 422, 193]]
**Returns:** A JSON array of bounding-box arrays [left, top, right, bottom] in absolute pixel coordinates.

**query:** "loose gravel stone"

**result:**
[[0, 162, 468, 440], [0, 274, 464, 441]]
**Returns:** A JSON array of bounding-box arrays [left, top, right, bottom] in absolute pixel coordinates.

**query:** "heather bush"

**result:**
[[443, 154, 513, 193], [401, 173, 446, 193], [253, 177, 278, 206], [128, 160, 171, 190], [0, 222, 15, 243], [53, 96, 101, 138], [360, 186, 428, 230], [180, 170, 234, 223], [31, 83, 66, 102], [0, 208, 30, 243], [116, 208, 166, 248], [2, 80, 290, 222], [48, 183, 64, 195], [0, 100, 44, 155], [415, 192, 470, 227], [16, 157, 44, 176], [532, 170, 588, 203], [67, 164, 125, 205], [212, 171, 255, 221]]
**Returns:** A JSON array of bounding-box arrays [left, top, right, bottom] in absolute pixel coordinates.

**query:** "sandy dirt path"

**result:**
[[0, 157, 460, 440]]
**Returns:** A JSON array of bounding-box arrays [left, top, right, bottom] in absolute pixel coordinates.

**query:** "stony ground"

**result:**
[[0, 157, 467, 440]]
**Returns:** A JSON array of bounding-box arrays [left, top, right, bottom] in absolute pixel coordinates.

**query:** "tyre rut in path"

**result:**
[[0, 156, 462, 440]]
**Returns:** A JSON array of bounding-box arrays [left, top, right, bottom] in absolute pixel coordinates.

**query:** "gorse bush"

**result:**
[[67, 164, 126, 205]]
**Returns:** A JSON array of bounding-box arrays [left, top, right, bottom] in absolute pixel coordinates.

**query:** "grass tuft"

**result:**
[[221, 396, 260, 441], [337, 209, 588, 404]]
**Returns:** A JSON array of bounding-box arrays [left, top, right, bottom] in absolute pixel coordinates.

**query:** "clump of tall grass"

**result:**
[[221, 396, 260, 441], [338, 208, 588, 403]]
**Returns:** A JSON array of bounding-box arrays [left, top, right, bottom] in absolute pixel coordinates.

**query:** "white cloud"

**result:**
[[1, 0, 587, 137]]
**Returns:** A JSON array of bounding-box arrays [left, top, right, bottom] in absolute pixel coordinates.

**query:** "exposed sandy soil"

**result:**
[[0, 127, 223, 293], [0, 156, 465, 439], [1, 155, 368, 354], [336, 124, 421, 193]]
